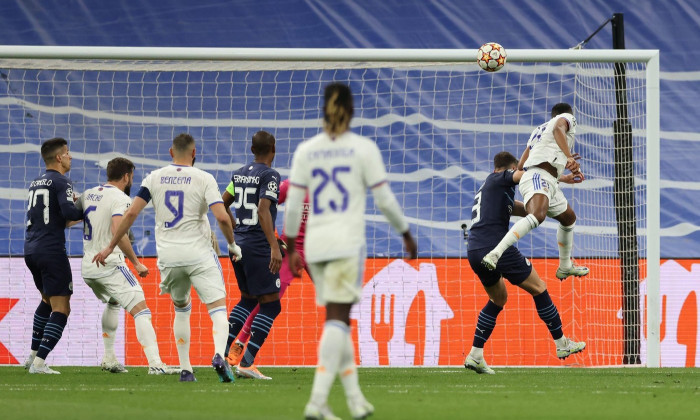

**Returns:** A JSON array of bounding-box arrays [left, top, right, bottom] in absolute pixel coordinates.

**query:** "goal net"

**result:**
[[0, 47, 660, 367]]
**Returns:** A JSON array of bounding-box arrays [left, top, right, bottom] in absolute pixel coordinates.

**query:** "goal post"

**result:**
[[0, 46, 660, 367]]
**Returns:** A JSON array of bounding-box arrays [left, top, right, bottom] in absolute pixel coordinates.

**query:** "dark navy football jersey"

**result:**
[[24, 169, 83, 255], [467, 170, 517, 251], [231, 162, 280, 247]]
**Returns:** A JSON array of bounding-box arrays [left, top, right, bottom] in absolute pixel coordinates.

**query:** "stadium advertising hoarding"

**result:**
[[0, 257, 697, 367]]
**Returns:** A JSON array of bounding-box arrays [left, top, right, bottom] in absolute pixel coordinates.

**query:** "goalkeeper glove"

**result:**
[[228, 242, 242, 262]]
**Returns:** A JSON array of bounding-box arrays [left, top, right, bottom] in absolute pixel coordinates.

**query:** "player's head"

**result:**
[[551, 103, 573, 117], [106, 157, 135, 195], [251, 130, 276, 160], [493, 151, 518, 171], [170, 133, 196, 165], [41, 137, 72, 173], [323, 82, 354, 136]]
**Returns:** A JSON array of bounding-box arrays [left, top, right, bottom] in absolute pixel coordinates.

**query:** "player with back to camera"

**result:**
[[93, 133, 242, 383], [77, 157, 178, 375], [225, 177, 311, 367], [465, 151, 586, 374], [23, 137, 83, 374], [285, 82, 418, 420], [221, 130, 282, 380], [482, 103, 590, 280]]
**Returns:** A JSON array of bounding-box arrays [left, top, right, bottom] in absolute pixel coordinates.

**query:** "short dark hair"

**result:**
[[551, 103, 573, 117], [106, 157, 135, 181], [40, 137, 68, 164], [172, 133, 195, 153], [251, 130, 275, 156], [324, 82, 354, 136], [494, 151, 518, 170]]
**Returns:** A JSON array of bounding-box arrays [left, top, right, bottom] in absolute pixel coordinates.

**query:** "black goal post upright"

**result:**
[[611, 12, 641, 365]]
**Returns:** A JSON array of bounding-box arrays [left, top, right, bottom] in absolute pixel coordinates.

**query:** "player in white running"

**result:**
[[77, 157, 178, 375], [482, 103, 589, 280], [285, 83, 417, 420], [93, 133, 242, 383]]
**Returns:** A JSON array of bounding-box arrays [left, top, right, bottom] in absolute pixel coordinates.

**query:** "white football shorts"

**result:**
[[308, 248, 366, 306], [83, 265, 145, 312], [158, 251, 226, 305], [519, 167, 568, 218]]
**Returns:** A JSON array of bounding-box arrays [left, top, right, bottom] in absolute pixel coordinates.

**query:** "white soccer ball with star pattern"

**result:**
[[477, 42, 507, 72]]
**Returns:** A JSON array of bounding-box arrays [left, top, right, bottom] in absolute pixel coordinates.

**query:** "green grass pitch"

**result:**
[[1, 366, 698, 419]]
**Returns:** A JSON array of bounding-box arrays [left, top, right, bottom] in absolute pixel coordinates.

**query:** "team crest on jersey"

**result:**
[[66, 186, 73, 198], [276, 278, 281, 288]]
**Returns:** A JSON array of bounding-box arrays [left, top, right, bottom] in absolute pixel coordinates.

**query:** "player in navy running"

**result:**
[[464, 151, 586, 374], [23, 137, 83, 374], [222, 130, 282, 380]]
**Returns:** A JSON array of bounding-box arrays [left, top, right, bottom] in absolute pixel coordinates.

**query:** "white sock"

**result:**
[[557, 223, 575, 269], [33, 356, 46, 367], [173, 302, 192, 372], [134, 308, 162, 366], [208, 306, 229, 357], [30, 350, 37, 358], [101, 303, 120, 360], [469, 346, 484, 361], [491, 214, 539, 257], [339, 326, 364, 401], [555, 336, 568, 348], [309, 320, 347, 406]]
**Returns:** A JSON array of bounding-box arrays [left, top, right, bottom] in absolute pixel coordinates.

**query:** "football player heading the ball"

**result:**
[[465, 151, 586, 374], [482, 103, 590, 280], [221, 130, 282, 381]]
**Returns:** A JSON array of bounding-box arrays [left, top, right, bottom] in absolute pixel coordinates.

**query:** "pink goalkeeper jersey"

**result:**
[[279, 179, 308, 250]]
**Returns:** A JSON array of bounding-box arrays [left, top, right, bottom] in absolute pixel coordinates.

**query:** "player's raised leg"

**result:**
[[224, 296, 257, 364], [236, 293, 280, 380], [517, 269, 586, 359]]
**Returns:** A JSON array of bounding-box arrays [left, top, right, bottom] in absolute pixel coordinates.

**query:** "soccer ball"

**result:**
[[477, 42, 507, 72]]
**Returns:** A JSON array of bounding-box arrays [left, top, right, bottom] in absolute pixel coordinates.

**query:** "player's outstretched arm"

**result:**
[[112, 215, 148, 277], [93, 196, 147, 266], [512, 200, 528, 217], [210, 202, 240, 261], [518, 147, 530, 171], [284, 183, 306, 274], [371, 182, 416, 259]]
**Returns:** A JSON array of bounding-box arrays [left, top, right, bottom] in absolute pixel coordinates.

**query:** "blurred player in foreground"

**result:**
[[93, 133, 240, 383], [77, 157, 177, 375], [23, 137, 83, 374], [222, 130, 282, 380], [285, 82, 417, 420], [465, 151, 586, 374], [225, 178, 310, 367], [482, 103, 589, 280]]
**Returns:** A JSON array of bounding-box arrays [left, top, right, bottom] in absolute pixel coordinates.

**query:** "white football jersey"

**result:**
[[288, 131, 388, 263], [524, 112, 577, 178], [140, 164, 222, 267], [77, 184, 131, 279]]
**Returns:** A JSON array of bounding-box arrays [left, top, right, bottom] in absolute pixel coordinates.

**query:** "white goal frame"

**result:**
[[0, 46, 660, 367]]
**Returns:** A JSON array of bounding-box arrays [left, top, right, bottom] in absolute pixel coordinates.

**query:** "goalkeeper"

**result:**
[[465, 151, 585, 374], [482, 103, 589, 280]]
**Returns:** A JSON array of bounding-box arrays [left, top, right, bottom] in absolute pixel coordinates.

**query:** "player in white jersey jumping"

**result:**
[[93, 133, 242, 383], [77, 157, 178, 375], [482, 103, 590, 280], [285, 83, 418, 420]]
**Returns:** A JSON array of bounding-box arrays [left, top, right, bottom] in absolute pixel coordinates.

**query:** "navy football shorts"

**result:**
[[25, 253, 73, 297], [467, 246, 532, 288], [232, 243, 281, 296]]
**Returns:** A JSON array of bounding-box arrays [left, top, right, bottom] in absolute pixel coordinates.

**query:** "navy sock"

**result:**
[[472, 300, 502, 348], [225, 298, 258, 357], [533, 290, 564, 340], [31, 301, 52, 352], [36, 312, 68, 360], [240, 300, 281, 367]]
